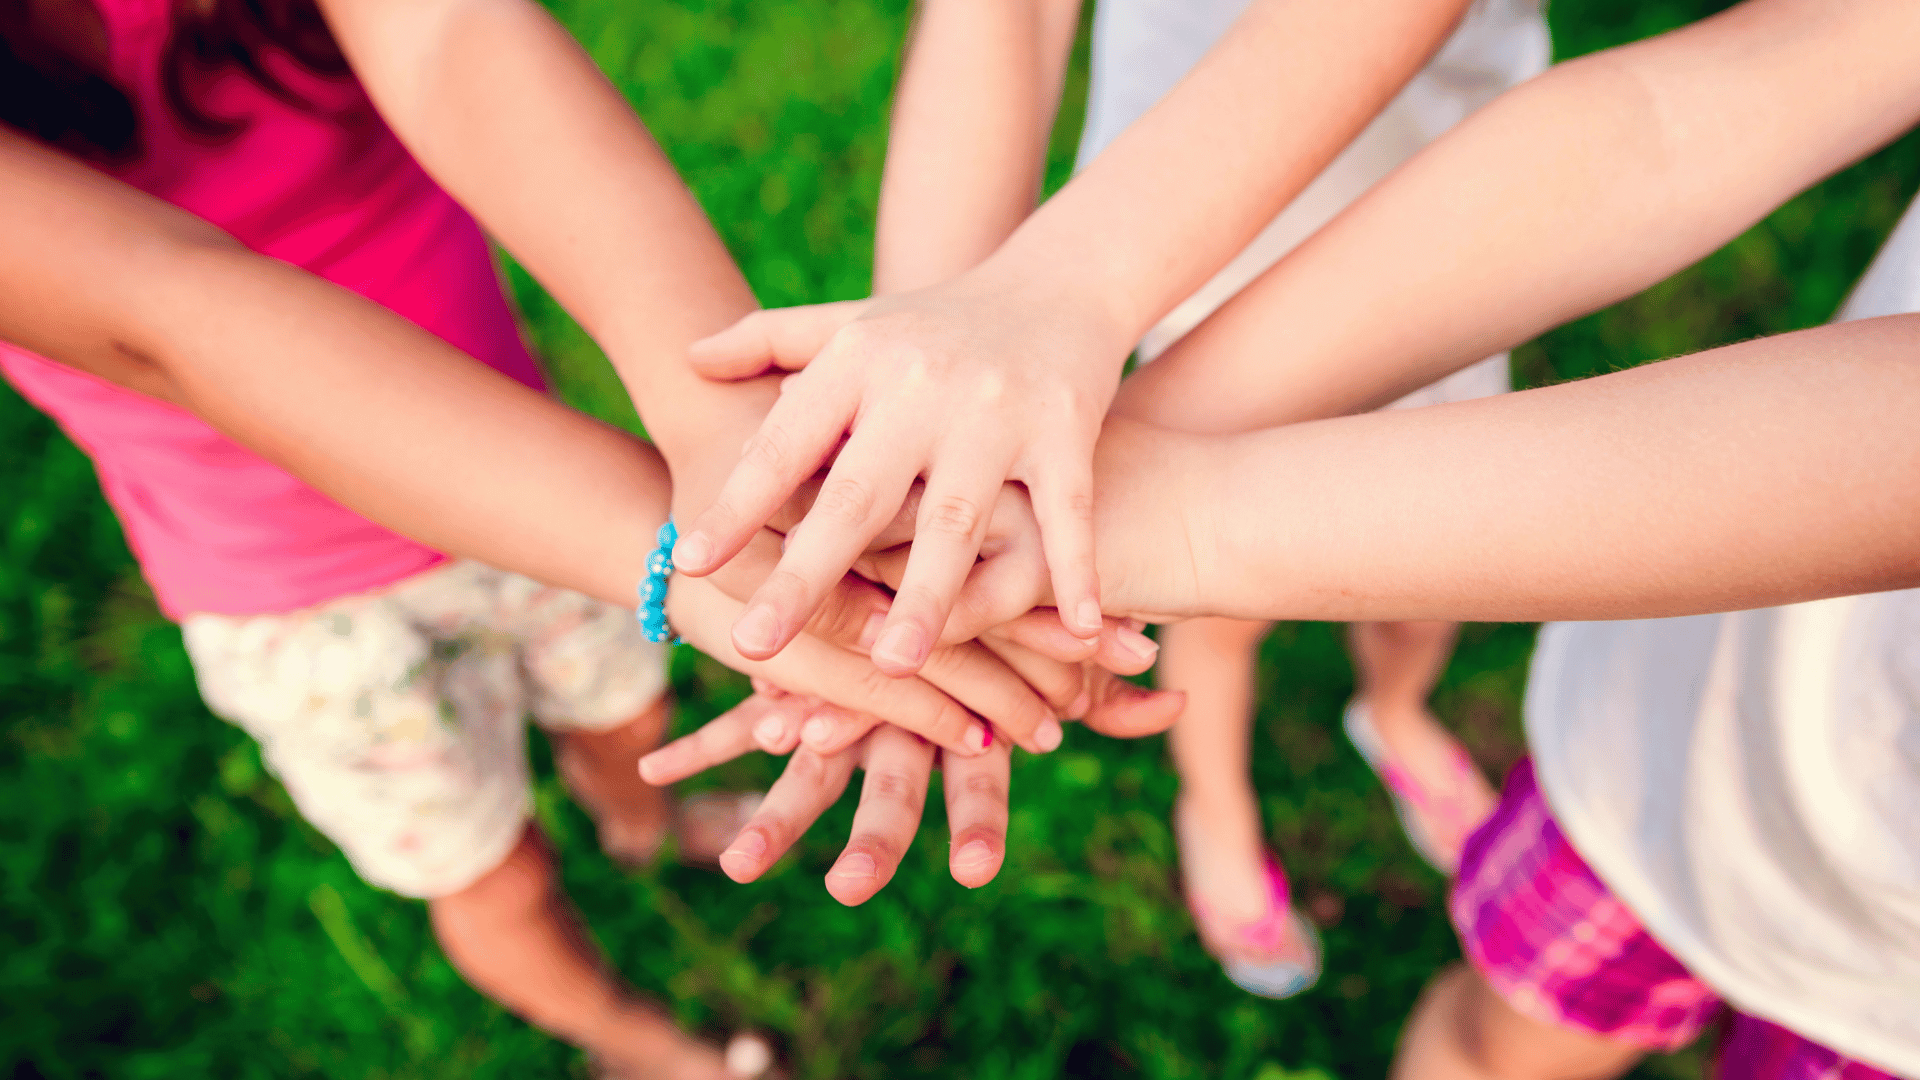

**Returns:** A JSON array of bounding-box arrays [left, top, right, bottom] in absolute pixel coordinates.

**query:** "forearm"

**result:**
[[873, 0, 1081, 293], [977, 0, 1471, 348], [1118, 0, 1920, 432], [317, 0, 767, 464], [148, 249, 674, 607], [0, 131, 668, 608], [1104, 317, 1920, 622]]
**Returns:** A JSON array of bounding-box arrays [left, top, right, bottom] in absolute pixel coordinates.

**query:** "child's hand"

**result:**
[[673, 270, 1136, 670], [664, 570, 1175, 755], [694, 723, 1009, 903], [850, 417, 1217, 630]]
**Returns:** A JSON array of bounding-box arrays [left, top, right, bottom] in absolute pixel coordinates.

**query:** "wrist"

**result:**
[[1091, 418, 1216, 619], [972, 238, 1139, 371]]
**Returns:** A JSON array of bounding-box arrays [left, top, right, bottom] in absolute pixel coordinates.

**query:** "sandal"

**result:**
[[1186, 852, 1322, 999], [1343, 700, 1491, 876]]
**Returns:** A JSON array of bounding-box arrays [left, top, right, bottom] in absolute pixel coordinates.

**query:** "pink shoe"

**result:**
[[1343, 701, 1492, 875], [1186, 854, 1322, 999]]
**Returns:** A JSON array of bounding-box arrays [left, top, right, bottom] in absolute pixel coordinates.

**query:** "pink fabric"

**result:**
[[0, 0, 546, 618], [1453, 759, 1899, 1079]]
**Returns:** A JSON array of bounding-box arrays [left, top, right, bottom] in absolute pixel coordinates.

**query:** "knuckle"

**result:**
[[922, 494, 984, 541], [958, 770, 1008, 804], [865, 768, 928, 810], [815, 476, 878, 528], [785, 750, 833, 788], [1055, 489, 1096, 524], [744, 426, 797, 476]]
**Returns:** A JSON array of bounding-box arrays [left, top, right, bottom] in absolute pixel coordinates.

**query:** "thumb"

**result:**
[[688, 299, 874, 380]]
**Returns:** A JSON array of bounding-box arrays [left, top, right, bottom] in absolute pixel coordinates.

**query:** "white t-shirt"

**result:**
[[1529, 196, 1920, 1076], [1077, 0, 1549, 394]]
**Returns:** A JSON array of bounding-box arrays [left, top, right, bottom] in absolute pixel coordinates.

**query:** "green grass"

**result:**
[[4, 1, 1917, 1077]]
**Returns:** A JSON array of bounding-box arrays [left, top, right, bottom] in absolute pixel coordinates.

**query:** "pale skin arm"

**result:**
[[1115, 0, 1920, 431], [1098, 317, 1920, 624], [872, 0, 1082, 296], [679, 0, 1476, 662], [311, 0, 770, 483]]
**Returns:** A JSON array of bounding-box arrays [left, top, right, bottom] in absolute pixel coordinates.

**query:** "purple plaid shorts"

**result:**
[[1451, 758, 1899, 1079]]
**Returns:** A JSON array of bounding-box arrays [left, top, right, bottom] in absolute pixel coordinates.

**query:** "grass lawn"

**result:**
[[3, 1, 1916, 1077]]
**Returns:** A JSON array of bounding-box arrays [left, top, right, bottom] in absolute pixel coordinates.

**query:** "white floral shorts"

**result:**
[[182, 560, 668, 899]]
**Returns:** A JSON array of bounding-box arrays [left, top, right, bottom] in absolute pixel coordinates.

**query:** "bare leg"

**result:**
[[1349, 621, 1498, 867], [1392, 963, 1645, 1080], [1162, 616, 1313, 970], [553, 696, 673, 864], [430, 826, 737, 1079]]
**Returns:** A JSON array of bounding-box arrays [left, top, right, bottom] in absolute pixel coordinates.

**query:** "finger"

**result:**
[[687, 301, 873, 380], [637, 694, 809, 786], [937, 551, 1053, 647], [1023, 446, 1103, 639], [676, 374, 854, 580], [1080, 672, 1186, 738], [989, 611, 1161, 675], [749, 637, 992, 756], [871, 456, 1011, 676], [729, 416, 926, 660], [942, 736, 1011, 889], [672, 575, 992, 757], [974, 634, 1088, 718], [916, 640, 1059, 753], [825, 727, 937, 906], [755, 696, 824, 754], [717, 744, 860, 883], [797, 705, 886, 756]]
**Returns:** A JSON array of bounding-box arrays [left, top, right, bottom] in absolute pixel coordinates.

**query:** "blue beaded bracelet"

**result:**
[[638, 519, 679, 644]]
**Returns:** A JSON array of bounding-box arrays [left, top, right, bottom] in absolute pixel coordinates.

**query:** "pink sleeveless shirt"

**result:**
[[0, 0, 547, 619]]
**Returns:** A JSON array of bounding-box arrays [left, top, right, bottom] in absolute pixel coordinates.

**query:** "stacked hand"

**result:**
[[650, 295, 1216, 905]]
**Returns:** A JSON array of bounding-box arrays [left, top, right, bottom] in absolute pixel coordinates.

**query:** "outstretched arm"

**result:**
[[1100, 317, 1920, 623], [1117, 0, 1920, 431], [312, 0, 768, 502], [873, 0, 1082, 295]]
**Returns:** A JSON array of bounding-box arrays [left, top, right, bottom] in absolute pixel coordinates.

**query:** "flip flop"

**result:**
[[1187, 853, 1322, 1000], [1343, 700, 1488, 876]]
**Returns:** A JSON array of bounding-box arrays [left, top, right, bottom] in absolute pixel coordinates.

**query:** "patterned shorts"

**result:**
[[183, 561, 668, 899], [1452, 758, 1899, 1079]]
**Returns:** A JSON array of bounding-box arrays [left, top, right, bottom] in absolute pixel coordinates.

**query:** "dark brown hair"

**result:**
[[0, 0, 348, 163]]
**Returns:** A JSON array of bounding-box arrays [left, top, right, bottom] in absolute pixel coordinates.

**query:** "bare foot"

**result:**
[[1348, 702, 1498, 873]]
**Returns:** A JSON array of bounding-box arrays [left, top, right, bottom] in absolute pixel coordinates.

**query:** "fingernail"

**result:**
[[830, 852, 876, 879], [734, 606, 781, 655], [859, 611, 886, 651], [1118, 627, 1160, 663], [1034, 717, 1064, 752], [873, 624, 926, 671], [963, 723, 990, 754], [953, 840, 995, 873], [1068, 689, 1091, 719], [1074, 599, 1103, 637], [754, 713, 788, 748], [723, 830, 767, 864], [673, 531, 713, 571], [802, 715, 836, 748]]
